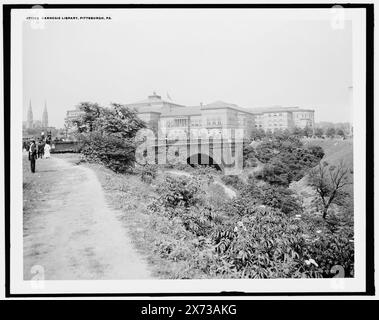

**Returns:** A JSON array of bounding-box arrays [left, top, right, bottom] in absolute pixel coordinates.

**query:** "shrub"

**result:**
[[211, 206, 320, 278], [136, 164, 158, 183], [303, 226, 354, 277], [243, 144, 258, 168], [307, 145, 325, 159], [79, 132, 137, 173], [240, 180, 302, 215], [191, 165, 220, 185], [254, 137, 324, 187], [143, 156, 353, 279], [221, 175, 245, 191], [150, 175, 202, 211], [73, 102, 146, 173], [172, 163, 194, 172]]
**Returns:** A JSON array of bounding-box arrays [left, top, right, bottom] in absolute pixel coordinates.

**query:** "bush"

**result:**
[[172, 163, 194, 172], [254, 137, 324, 187], [241, 183, 302, 215], [150, 175, 202, 211], [211, 206, 320, 278], [191, 165, 220, 185], [73, 102, 146, 173], [243, 144, 258, 168], [136, 164, 158, 183], [305, 227, 354, 277], [144, 156, 353, 279], [221, 175, 245, 191], [79, 132, 137, 173]]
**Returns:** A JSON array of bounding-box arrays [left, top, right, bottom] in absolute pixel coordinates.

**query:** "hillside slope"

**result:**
[[291, 138, 353, 195], [302, 138, 353, 169]]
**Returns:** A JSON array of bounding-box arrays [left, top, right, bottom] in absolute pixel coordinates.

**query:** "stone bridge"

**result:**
[[135, 138, 244, 174]]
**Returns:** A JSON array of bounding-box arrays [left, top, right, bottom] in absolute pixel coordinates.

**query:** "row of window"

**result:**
[[295, 113, 313, 119], [268, 113, 286, 117]]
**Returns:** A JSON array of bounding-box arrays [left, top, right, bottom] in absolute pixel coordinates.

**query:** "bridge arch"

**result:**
[[186, 153, 223, 171]]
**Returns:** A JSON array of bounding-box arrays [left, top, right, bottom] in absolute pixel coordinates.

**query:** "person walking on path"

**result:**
[[37, 140, 45, 159], [44, 142, 51, 159], [29, 139, 37, 173]]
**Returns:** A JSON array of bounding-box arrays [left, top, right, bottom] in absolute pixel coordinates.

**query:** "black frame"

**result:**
[[3, 3, 375, 298]]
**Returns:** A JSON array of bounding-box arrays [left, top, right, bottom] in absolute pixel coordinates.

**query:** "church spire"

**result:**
[[27, 99, 33, 129], [42, 100, 48, 128]]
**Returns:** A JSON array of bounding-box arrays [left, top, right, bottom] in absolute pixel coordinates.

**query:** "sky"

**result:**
[[23, 9, 353, 128]]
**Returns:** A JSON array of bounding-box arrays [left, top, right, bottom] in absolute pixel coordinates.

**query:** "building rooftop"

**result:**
[[202, 101, 256, 115], [247, 106, 315, 114], [161, 106, 202, 117], [126, 92, 185, 109]]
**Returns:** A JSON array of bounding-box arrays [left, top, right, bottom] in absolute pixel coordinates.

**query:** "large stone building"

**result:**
[[126, 93, 256, 138], [64, 93, 315, 138], [250, 106, 315, 131], [127, 93, 315, 137]]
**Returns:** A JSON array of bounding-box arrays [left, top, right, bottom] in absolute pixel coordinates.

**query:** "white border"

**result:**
[[9, 7, 368, 295]]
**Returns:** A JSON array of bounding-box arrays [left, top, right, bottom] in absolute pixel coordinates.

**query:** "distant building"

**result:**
[[27, 100, 33, 129], [249, 106, 315, 131], [128, 94, 315, 137], [65, 105, 85, 123], [25, 99, 50, 129], [125, 92, 186, 133], [64, 93, 316, 138], [126, 94, 256, 138]]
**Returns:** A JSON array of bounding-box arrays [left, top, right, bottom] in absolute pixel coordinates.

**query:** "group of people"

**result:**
[[26, 139, 51, 173]]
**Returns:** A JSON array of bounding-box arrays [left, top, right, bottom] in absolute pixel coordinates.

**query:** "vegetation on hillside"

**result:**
[[251, 136, 324, 187], [70, 102, 146, 173], [67, 101, 354, 279]]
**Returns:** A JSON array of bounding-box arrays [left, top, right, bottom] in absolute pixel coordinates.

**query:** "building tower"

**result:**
[[42, 100, 48, 128], [27, 99, 33, 129]]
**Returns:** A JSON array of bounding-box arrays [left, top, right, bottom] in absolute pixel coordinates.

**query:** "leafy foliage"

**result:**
[[220, 175, 245, 191], [150, 175, 202, 210], [243, 144, 259, 168], [71, 102, 146, 173], [240, 180, 302, 215], [145, 173, 353, 278], [135, 164, 158, 184], [254, 136, 324, 186]]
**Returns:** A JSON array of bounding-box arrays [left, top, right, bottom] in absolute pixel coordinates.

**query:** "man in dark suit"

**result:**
[[37, 140, 45, 159], [29, 139, 37, 173]]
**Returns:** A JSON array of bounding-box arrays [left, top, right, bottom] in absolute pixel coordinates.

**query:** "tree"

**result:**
[[326, 127, 336, 138], [314, 127, 324, 138], [336, 128, 345, 138], [70, 102, 102, 133], [73, 102, 146, 172], [254, 137, 324, 187], [243, 143, 258, 168], [308, 160, 353, 219], [302, 125, 313, 137], [292, 126, 303, 137], [249, 128, 266, 141]]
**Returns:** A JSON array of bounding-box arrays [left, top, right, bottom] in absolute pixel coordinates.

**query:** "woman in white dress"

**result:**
[[44, 143, 51, 159]]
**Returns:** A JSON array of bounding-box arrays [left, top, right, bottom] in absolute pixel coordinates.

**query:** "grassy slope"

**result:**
[[303, 138, 353, 170], [291, 138, 353, 196]]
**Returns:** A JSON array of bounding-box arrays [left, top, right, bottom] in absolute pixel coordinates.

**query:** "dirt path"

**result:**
[[23, 155, 151, 280]]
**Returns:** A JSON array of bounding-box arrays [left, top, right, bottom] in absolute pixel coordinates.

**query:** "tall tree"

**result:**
[[70, 102, 102, 133], [308, 160, 353, 219]]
